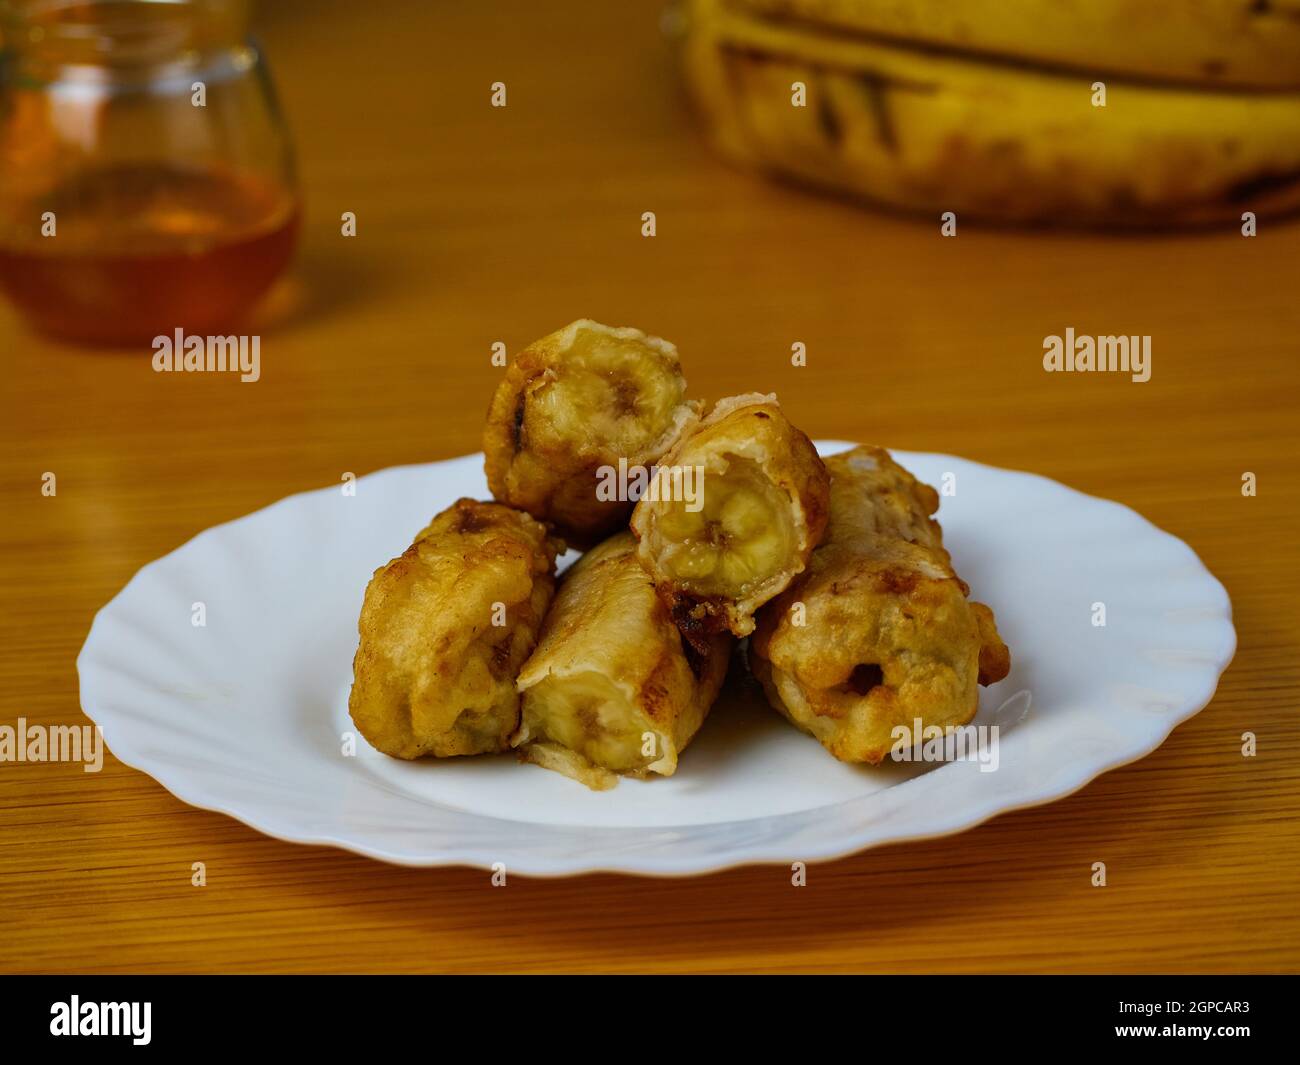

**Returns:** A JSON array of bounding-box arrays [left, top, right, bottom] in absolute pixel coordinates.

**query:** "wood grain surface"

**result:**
[[2, 0, 1297, 974]]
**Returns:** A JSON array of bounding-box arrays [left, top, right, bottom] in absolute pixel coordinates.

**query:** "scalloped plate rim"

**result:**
[[76, 443, 1237, 877]]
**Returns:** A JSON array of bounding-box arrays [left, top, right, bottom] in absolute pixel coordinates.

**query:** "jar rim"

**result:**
[[1, 0, 251, 63]]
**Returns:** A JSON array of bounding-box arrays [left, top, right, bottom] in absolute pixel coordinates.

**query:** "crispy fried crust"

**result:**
[[513, 532, 731, 789], [484, 319, 701, 548], [348, 499, 562, 759], [750, 445, 1010, 764], [630, 393, 830, 644]]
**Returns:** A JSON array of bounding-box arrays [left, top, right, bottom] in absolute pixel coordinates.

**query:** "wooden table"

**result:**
[[3, 0, 1297, 974]]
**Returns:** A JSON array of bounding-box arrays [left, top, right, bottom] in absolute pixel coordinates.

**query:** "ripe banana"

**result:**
[[683, 0, 1300, 225], [728, 0, 1300, 90]]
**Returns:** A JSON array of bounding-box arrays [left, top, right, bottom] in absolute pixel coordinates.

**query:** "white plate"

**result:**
[[77, 443, 1235, 876]]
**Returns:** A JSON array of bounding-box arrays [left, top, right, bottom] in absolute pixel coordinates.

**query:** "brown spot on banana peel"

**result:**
[[732, 5, 1300, 90], [717, 45, 765, 159], [860, 73, 898, 154], [1226, 168, 1300, 203], [714, 43, 938, 166], [1250, 0, 1300, 23], [814, 72, 843, 146], [1248, 0, 1300, 26], [718, 43, 939, 95], [711, 36, 1300, 225]]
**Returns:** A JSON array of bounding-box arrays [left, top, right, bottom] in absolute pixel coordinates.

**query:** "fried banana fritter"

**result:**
[[349, 499, 562, 759], [630, 393, 829, 645], [484, 319, 701, 548], [750, 446, 1011, 764], [513, 532, 731, 790]]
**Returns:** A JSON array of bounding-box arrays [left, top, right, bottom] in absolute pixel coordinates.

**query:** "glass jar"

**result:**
[[0, 0, 298, 345]]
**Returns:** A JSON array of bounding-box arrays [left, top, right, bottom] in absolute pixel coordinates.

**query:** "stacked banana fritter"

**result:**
[[349, 319, 1010, 788]]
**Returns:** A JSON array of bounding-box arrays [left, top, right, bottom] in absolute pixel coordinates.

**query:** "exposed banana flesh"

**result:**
[[631, 393, 829, 644], [751, 446, 1011, 764], [513, 533, 731, 789], [682, 0, 1300, 226], [484, 319, 701, 548], [724, 0, 1300, 90], [349, 499, 562, 759]]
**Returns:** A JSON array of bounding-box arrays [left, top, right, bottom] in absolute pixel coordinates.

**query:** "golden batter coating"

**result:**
[[484, 319, 702, 548], [348, 499, 562, 760], [630, 393, 829, 645], [750, 446, 1010, 764], [513, 533, 731, 790]]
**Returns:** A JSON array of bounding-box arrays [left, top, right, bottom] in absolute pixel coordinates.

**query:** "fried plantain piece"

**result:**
[[630, 393, 829, 646], [513, 532, 731, 790], [484, 319, 702, 548], [750, 446, 1010, 764], [348, 499, 562, 760]]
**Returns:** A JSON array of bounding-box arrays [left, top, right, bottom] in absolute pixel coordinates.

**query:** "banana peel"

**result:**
[[682, 0, 1300, 226], [729, 0, 1300, 91]]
